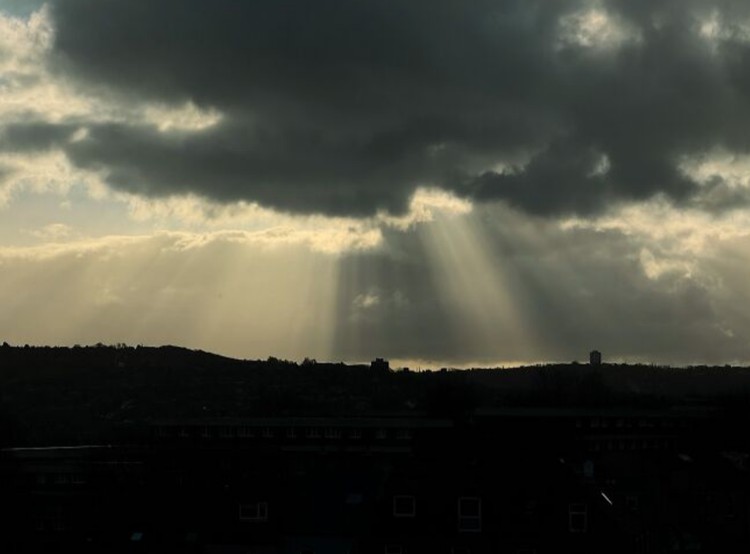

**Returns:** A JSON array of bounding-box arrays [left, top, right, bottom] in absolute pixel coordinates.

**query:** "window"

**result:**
[[306, 427, 321, 439], [375, 428, 387, 440], [220, 426, 234, 439], [458, 497, 481, 532], [393, 495, 416, 517], [346, 493, 364, 505], [324, 427, 341, 439], [583, 460, 594, 479], [286, 427, 297, 439], [396, 429, 411, 440], [239, 502, 269, 521], [349, 428, 362, 439], [54, 473, 70, 485], [568, 503, 587, 533], [384, 545, 403, 554], [237, 426, 254, 438], [261, 427, 273, 438]]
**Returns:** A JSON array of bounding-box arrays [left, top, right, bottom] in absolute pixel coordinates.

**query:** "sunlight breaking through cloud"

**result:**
[[0, 232, 340, 360], [557, 5, 640, 51], [417, 211, 539, 362]]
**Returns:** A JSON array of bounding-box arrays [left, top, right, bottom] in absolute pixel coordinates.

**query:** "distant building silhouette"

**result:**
[[371, 358, 390, 372], [590, 350, 602, 366]]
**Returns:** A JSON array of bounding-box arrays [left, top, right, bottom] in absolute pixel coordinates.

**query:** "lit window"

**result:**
[[568, 503, 587, 533], [239, 502, 269, 521], [393, 495, 416, 517], [458, 497, 481, 532]]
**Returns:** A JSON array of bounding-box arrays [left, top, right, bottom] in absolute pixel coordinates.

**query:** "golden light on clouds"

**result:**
[[557, 5, 641, 51], [4, 2, 750, 365]]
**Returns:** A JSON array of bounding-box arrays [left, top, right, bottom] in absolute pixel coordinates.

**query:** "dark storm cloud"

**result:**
[[331, 206, 747, 365], [39, 0, 750, 216], [0, 122, 75, 152]]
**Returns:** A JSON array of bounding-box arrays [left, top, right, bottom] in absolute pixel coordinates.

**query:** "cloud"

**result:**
[[1, 199, 750, 364], [28, 222, 74, 241], [0, 0, 730, 217], [332, 200, 750, 364], [0, 231, 341, 360], [5, 2, 750, 366]]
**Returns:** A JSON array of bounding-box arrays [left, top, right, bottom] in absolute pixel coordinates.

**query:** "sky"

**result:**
[[2, 0, 750, 367]]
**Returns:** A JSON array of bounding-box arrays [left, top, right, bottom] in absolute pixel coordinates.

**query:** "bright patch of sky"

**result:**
[[3, 3, 750, 365], [0, 0, 45, 18]]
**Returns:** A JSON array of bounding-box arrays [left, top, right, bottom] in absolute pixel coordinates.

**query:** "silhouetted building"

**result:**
[[3, 407, 750, 553], [590, 350, 602, 366], [371, 358, 390, 372], [3, 346, 750, 553]]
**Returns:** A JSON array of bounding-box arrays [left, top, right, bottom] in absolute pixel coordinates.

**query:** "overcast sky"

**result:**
[[2, 0, 750, 366]]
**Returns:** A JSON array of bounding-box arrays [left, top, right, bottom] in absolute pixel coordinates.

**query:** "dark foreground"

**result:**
[[1, 345, 749, 553]]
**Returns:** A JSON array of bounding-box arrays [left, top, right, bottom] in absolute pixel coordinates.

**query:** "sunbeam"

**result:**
[[417, 209, 539, 364]]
